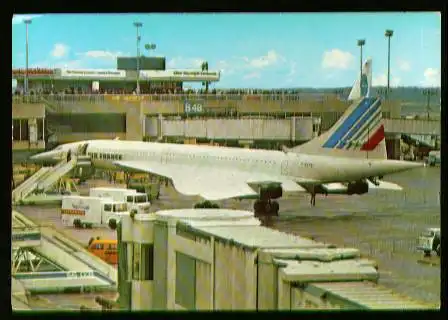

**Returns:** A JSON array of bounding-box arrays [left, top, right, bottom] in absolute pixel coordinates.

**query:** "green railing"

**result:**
[[13, 93, 334, 104]]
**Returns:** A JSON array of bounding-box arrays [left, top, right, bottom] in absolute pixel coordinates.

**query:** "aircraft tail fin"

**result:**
[[288, 96, 387, 159], [348, 58, 372, 101], [287, 58, 387, 160]]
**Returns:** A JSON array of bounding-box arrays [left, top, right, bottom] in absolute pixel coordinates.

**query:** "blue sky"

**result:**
[[12, 13, 441, 89]]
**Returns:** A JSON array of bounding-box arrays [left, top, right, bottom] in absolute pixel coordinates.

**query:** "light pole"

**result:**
[[133, 22, 143, 95], [385, 29, 394, 99], [201, 61, 209, 93], [357, 39, 365, 85], [144, 43, 156, 56], [24, 19, 32, 95], [423, 88, 436, 120]]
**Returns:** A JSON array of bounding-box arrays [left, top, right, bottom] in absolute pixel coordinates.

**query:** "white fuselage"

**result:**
[[40, 139, 420, 185]]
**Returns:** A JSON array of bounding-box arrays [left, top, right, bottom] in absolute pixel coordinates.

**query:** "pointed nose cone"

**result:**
[[29, 151, 60, 165]]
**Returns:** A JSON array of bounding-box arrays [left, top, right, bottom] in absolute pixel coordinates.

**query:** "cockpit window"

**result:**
[[55, 146, 63, 151], [135, 195, 148, 203], [422, 231, 434, 238]]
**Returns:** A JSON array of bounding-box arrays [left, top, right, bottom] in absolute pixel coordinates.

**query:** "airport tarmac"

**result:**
[[14, 166, 440, 306]]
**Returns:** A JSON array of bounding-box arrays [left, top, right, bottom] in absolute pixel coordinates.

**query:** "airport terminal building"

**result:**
[[12, 55, 440, 162], [12, 56, 220, 94]]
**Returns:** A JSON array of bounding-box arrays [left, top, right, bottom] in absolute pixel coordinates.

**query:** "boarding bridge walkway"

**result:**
[[11, 210, 117, 294], [12, 158, 79, 204], [383, 119, 440, 136]]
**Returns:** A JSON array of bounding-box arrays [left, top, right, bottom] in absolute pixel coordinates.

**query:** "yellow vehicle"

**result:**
[[87, 238, 118, 265]]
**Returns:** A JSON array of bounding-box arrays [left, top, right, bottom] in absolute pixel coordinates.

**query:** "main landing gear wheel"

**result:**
[[254, 200, 279, 226], [108, 219, 117, 230], [194, 201, 220, 209]]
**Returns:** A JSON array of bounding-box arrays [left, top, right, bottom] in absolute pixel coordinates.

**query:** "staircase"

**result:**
[[12, 167, 52, 203], [35, 158, 78, 192], [12, 155, 92, 204]]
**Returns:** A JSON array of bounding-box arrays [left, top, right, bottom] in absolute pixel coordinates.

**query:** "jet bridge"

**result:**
[[11, 211, 117, 295], [12, 157, 86, 204]]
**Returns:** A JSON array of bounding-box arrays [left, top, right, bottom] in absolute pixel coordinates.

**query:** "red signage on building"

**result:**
[[12, 68, 55, 77]]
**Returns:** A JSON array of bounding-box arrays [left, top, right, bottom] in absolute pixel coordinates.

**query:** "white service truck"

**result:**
[[416, 227, 441, 257], [89, 187, 151, 214], [61, 195, 129, 230]]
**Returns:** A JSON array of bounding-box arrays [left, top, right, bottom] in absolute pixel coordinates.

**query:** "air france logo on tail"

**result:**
[[323, 97, 385, 151]]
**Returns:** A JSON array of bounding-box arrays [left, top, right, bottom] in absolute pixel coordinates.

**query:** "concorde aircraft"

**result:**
[[30, 59, 422, 216]]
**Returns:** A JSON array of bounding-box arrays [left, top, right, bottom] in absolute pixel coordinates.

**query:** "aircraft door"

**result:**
[[77, 143, 89, 156], [80, 143, 89, 156], [281, 160, 290, 176]]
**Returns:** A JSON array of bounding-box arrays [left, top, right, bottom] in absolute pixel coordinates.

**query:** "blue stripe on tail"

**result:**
[[336, 99, 381, 149], [322, 97, 376, 148]]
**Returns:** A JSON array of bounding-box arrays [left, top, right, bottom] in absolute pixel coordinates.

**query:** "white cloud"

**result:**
[[243, 72, 261, 80], [422, 68, 440, 87], [397, 59, 411, 72], [372, 73, 401, 87], [216, 60, 235, 75], [30, 59, 84, 69], [167, 56, 205, 69], [246, 50, 284, 69], [81, 50, 127, 60], [287, 61, 297, 77], [322, 49, 354, 69], [51, 43, 69, 58], [12, 14, 43, 25]]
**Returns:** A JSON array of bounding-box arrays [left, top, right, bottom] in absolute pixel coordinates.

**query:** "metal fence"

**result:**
[[12, 93, 336, 104]]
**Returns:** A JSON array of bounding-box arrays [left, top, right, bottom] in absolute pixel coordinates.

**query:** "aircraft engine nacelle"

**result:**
[[346, 180, 369, 195], [260, 185, 283, 200]]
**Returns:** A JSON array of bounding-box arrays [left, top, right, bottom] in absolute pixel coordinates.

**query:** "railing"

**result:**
[[12, 226, 41, 234], [13, 93, 337, 104], [37, 158, 77, 191], [12, 167, 51, 203]]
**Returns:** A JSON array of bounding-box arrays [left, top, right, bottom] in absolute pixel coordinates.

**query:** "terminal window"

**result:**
[[132, 243, 154, 281]]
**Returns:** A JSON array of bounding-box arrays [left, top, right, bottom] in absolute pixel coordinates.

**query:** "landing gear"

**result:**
[[310, 193, 316, 206], [194, 201, 220, 209], [254, 199, 279, 226]]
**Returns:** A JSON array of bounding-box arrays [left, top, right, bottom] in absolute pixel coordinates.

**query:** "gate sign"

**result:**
[[184, 101, 204, 114]]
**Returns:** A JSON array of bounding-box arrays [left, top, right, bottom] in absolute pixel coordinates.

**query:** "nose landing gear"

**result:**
[[310, 192, 316, 206]]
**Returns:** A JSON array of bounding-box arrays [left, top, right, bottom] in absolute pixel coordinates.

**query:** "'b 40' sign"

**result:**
[[184, 101, 204, 114]]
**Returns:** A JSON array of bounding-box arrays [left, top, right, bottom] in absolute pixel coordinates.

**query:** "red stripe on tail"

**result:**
[[361, 125, 385, 151]]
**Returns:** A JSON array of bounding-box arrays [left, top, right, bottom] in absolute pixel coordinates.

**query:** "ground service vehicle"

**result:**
[[417, 227, 441, 257], [89, 187, 151, 214], [87, 238, 118, 265], [61, 195, 129, 230], [427, 151, 441, 167], [128, 181, 160, 201]]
